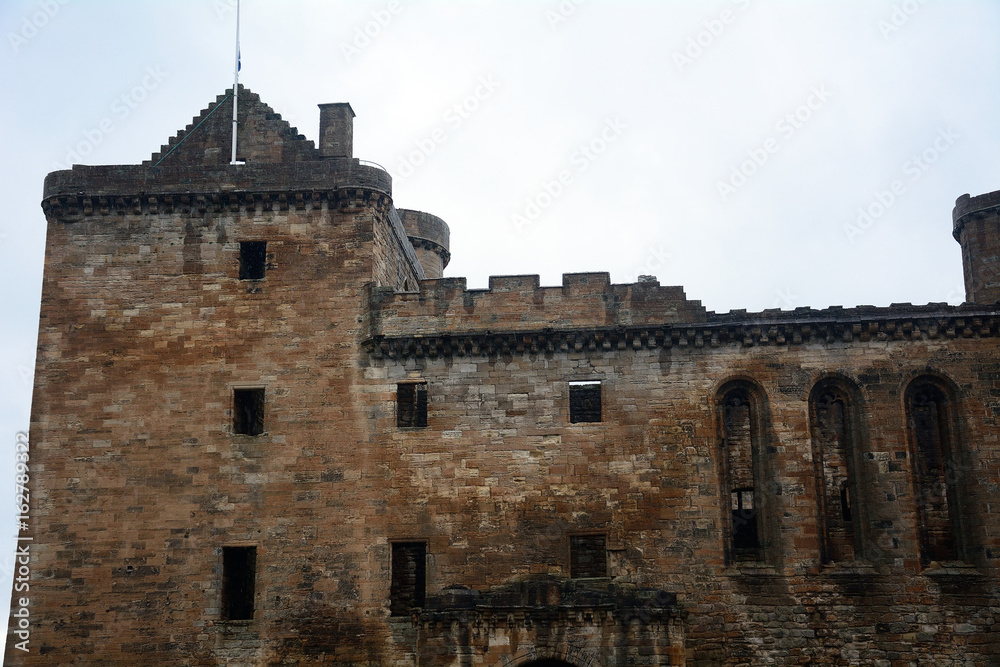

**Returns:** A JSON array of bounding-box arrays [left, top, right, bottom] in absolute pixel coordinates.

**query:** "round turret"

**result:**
[[399, 209, 450, 280], [953, 190, 1000, 304]]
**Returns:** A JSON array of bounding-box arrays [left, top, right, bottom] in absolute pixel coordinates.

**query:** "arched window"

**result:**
[[718, 382, 765, 563], [809, 379, 862, 563], [905, 378, 962, 566]]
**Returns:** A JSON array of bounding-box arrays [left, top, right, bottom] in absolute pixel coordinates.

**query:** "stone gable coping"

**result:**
[[145, 86, 318, 167]]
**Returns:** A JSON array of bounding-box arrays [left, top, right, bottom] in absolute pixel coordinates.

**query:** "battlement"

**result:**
[[369, 272, 707, 338], [953, 188, 1000, 238]]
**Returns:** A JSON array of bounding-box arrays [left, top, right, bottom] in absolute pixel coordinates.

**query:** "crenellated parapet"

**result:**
[[369, 272, 706, 336], [366, 276, 1000, 358]]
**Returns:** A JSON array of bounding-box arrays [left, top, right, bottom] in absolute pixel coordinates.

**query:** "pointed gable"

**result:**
[[145, 85, 319, 167]]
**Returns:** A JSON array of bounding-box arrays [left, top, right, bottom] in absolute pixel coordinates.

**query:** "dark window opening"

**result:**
[[233, 388, 265, 436], [730, 487, 760, 561], [810, 384, 859, 563], [390, 542, 426, 616], [569, 381, 602, 423], [239, 241, 267, 280], [397, 382, 427, 428], [570, 534, 607, 578], [841, 483, 853, 523], [721, 387, 763, 563], [907, 381, 960, 566], [222, 546, 256, 621]]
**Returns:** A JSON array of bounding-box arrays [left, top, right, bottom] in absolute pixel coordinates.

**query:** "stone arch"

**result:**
[[715, 378, 771, 564], [903, 374, 966, 566], [808, 376, 866, 563], [497, 645, 604, 667]]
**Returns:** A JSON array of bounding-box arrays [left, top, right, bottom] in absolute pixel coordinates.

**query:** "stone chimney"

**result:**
[[318, 103, 355, 158]]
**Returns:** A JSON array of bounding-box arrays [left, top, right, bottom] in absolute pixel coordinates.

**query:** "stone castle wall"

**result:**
[[8, 89, 1000, 666]]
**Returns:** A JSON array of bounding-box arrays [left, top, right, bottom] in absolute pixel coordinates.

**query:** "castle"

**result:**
[[8, 87, 1000, 665]]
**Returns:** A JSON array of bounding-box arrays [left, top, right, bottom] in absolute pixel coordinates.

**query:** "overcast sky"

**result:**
[[0, 0, 998, 633]]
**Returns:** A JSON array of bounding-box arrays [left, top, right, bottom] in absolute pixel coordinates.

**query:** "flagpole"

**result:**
[[230, 0, 240, 165]]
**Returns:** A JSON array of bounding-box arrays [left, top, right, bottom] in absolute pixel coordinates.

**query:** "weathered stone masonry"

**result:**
[[7, 87, 1000, 666]]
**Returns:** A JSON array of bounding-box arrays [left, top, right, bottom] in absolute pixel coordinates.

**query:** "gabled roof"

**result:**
[[144, 85, 319, 166]]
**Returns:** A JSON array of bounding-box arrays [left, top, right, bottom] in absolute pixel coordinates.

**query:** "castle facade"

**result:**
[[8, 88, 1000, 666]]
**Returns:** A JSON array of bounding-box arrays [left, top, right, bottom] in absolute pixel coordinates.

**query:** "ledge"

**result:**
[[820, 561, 879, 577], [920, 561, 982, 578], [724, 563, 778, 577]]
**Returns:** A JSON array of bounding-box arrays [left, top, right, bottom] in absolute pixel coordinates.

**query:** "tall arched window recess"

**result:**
[[718, 381, 768, 564], [905, 376, 964, 567], [809, 379, 864, 563]]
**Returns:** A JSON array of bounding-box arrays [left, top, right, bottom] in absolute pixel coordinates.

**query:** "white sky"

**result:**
[[0, 0, 999, 641]]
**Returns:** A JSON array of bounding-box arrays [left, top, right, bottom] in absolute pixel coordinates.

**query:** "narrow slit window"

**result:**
[[239, 241, 267, 280], [233, 388, 265, 436], [570, 534, 607, 578], [721, 386, 763, 563], [222, 546, 256, 621], [397, 382, 427, 428], [569, 381, 602, 423], [730, 487, 759, 560], [841, 483, 852, 522], [390, 542, 426, 616]]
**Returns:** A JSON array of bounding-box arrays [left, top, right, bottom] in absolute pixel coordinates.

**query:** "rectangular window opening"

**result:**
[[570, 534, 607, 578], [569, 380, 602, 423], [222, 546, 256, 621], [397, 382, 428, 428], [390, 542, 426, 616], [233, 388, 265, 436], [239, 241, 267, 280], [730, 486, 760, 562]]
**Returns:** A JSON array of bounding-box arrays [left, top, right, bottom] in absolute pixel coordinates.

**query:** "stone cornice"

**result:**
[[365, 306, 1000, 359], [407, 235, 452, 268], [42, 159, 392, 202], [41, 187, 392, 223]]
